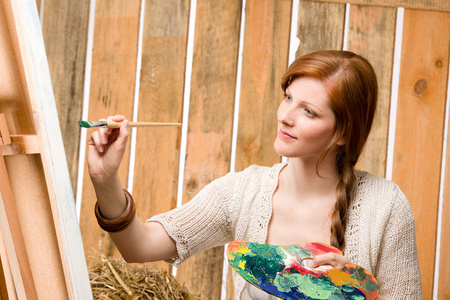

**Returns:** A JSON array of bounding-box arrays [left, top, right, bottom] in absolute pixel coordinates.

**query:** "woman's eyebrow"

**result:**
[[285, 88, 322, 113]]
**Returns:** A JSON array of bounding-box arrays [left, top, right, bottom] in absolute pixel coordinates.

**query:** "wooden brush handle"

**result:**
[[107, 121, 181, 128]]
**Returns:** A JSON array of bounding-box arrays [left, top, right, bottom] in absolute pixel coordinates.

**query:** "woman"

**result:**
[[87, 50, 422, 299]]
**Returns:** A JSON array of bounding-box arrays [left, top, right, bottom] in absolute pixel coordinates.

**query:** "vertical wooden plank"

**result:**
[[347, 5, 396, 177], [234, 0, 291, 172], [440, 105, 450, 299], [392, 9, 450, 300], [41, 0, 90, 192], [174, 0, 242, 298], [79, 0, 141, 264], [229, 0, 291, 298], [297, 0, 346, 56], [132, 0, 189, 272]]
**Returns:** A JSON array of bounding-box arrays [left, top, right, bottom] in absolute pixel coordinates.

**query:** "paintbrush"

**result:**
[[78, 120, 181, 128]]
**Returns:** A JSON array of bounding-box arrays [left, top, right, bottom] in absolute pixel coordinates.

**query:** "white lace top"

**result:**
[[148, 163, 423, 299]]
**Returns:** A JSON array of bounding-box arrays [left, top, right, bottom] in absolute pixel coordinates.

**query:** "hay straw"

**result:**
[[89, 252, 201, 299]]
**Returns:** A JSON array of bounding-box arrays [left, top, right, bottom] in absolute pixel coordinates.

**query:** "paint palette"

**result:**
[[227, 240, 379, 300]]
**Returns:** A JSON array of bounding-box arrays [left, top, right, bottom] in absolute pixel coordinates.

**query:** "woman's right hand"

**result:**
[[87, 115, 129, 185]]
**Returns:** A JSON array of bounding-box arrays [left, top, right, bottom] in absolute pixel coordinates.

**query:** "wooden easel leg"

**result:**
[[0, 147, 38, 299]]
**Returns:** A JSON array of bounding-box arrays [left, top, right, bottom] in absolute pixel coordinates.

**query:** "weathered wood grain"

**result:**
[[297, 0, 346, 56], [132, 0, 189, 273], [347, 5, 396, 177], [392, 9, 450, 300], [41, 0, 90, 193], [174, 0, 242, 298], [79, 0, 141, 264], [311, 0, 450, 13]]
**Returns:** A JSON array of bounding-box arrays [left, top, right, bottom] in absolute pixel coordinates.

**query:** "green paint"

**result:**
[[274, 273, 335, 299], [361, 280, 379, 291], [245, 253, 284, 278], [78, 120, 91, 128]]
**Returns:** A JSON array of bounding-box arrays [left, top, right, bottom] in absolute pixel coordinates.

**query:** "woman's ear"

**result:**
[[336, 137, 346, 146]]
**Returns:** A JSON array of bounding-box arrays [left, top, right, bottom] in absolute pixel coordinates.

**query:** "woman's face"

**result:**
[[274, 77, 337, 160]]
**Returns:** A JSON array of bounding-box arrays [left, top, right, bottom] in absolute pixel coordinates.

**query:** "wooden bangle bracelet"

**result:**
[[95, 189, 136, 232]]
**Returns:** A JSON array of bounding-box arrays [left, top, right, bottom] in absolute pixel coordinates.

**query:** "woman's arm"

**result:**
[[372, 189, 423, 299], [87, 115, 177, 263]]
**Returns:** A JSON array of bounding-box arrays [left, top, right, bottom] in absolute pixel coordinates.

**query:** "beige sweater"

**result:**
[[148, 163, 423, 299]]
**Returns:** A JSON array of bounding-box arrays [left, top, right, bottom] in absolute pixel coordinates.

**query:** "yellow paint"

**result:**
[[326, 269, 360, 287], [238, 260, 246, 270]]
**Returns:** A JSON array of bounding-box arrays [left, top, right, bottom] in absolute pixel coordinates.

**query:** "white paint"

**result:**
[[76, 0, 96, 221], [127, 0, 146, 193], [173, 0, 197, 278], [385, 8, 404, 181], [222, 0, 247, 297], [342, 3, 350, 51], [433, 54, 450, 300]]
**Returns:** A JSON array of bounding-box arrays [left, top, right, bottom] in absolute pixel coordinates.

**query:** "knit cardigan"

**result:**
[[148, 163, 423, 299]]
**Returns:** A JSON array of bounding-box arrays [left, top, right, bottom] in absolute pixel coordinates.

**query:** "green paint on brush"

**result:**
[[78, 120, 92, 128]]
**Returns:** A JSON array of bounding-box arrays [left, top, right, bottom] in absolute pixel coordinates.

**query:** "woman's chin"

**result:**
[[274, 143, 294, 158]]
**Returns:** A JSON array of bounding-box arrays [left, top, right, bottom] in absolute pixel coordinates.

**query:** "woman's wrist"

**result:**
[[95, 189, 136, 232], [92, 175, 128, 219]]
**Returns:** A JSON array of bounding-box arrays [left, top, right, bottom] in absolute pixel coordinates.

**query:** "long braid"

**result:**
[[280, 50, 378, 251], [330, 147, 355, 251]]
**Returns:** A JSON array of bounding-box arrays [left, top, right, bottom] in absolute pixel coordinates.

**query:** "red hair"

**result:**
[[281, 50, 378, 250]]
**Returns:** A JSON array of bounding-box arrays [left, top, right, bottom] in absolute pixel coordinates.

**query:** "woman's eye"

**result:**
[[284, 94, 292, 102], [305, 109, 316, 117]]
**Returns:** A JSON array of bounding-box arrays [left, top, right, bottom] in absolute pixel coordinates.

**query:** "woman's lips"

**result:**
[[279, 129, 296, 140]]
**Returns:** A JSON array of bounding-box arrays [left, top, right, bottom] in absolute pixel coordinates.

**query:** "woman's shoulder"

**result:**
[[354, 170, 403, 196], [353, 169, 413, 217]]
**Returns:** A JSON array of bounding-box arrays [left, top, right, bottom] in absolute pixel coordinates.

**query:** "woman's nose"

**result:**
[[278, 105, 295, 126]]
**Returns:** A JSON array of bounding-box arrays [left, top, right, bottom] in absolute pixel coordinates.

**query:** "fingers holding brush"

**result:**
[[87, 115, 129, 182], [98, 115, 127, 149]]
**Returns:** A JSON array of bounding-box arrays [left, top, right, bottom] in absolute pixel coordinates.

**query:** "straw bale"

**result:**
[[89, 253, 201, 299]]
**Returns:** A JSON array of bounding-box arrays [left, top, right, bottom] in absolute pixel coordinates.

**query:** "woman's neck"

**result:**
[[280, 156, 340, 202]]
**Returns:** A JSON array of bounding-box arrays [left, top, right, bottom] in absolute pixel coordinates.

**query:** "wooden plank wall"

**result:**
[[39, 0, 450, 298]]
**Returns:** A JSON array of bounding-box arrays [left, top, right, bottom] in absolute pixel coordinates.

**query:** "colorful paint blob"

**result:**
[[227, 241, 379, 300]]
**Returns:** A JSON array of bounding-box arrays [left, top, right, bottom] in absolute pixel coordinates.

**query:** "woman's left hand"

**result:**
[[310, 253, 385, 300], [310, 252, 351, 269]]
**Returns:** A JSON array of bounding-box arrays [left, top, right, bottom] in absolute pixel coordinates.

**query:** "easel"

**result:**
[[0, 0, 91, 298]]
